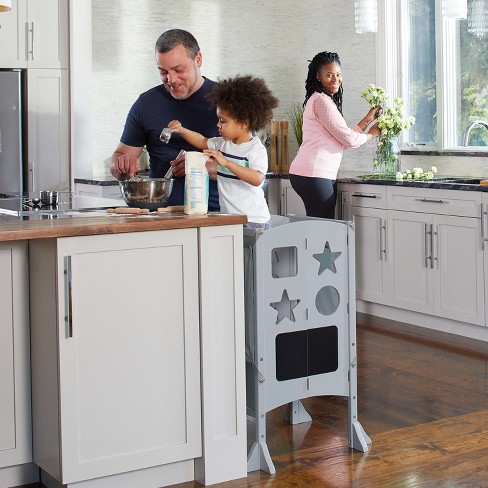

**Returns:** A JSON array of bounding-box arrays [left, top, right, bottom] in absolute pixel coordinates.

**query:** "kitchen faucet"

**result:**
[[463, 120, 488, 146]]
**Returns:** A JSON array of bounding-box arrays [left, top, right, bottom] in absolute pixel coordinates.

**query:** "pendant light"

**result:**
[[468, 0, 488, 38], [441, 0, 467, 19], [355, 0, 378, 34], [0, 1, 11, 12]]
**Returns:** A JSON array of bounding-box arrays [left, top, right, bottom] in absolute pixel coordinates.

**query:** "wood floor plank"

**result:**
[[22, 320, 488, 488]]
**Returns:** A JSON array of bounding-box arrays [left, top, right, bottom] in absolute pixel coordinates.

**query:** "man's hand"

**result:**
[[111, 153, 139, 179], [170, 149, 186, 177], [110, 143, 143, 180]]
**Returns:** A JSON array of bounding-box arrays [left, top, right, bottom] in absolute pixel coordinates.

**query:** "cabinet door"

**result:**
[[27, 68, 69, 192], [55, 230, 201, 483], [281, 179, 306, 216], [0, 242, 32, 467], [0, 0, 68, 69], [266, 178, 280, 215], [433, 215, 484, 325], [351, 206, 388, 305], [26, 0, 69, 69], [388, 211, 434, 314], [0, 0, 27, 68], [483, 197, 488, 326], [337, 183, 348, 220]]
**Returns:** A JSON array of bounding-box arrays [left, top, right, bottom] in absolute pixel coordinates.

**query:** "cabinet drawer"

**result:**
[[387, 187, 481, 218], [349, 184, 387, 209]]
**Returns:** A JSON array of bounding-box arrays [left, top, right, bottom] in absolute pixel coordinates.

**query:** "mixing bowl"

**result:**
[[119, 178, 173, 211]]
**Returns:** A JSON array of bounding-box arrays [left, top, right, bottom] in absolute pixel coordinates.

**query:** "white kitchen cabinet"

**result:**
[[336, 182, 348, 220], [351, 206, 389, 305], [74, 182, 123, 199], [387, 188, 484, 326], [0, 0, 69, 69], [480, 193, 488, 327], [27, 68, 69, 192], [348, 184, 389, 305], [29, 230, 202, 485], [266, 178, 280, 215], [279, 178, 306, 216], [387, 210, 433, 314], [0, 241, 37, 487]]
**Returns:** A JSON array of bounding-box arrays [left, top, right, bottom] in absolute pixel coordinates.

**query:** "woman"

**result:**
[[289, 51, 380, 219]]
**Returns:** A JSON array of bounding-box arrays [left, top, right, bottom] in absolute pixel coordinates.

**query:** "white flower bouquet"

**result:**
[[361, 85, 416, 173], [396, 166, 438, 181], [361, 84, 388, 109]]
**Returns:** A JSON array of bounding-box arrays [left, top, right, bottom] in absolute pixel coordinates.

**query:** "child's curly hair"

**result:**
[[206, 75, 279, 133]]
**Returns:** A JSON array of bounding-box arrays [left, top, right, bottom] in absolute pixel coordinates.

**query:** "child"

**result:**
[[167, 75, 278, 228]]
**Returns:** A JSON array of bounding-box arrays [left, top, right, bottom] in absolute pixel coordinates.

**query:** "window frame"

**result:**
[[376, 0, 488, 153]]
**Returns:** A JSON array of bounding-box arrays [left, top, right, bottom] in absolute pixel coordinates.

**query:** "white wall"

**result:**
[[86, 0, 376, 177], [81, 0, 487, 179]]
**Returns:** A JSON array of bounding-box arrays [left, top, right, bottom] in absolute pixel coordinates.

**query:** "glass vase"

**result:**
[[373, 136, 401, 174]]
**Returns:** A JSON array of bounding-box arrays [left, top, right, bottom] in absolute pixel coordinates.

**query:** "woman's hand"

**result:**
[[359, 105, 382, 132], [366, 105, 382, 123], [367, 122, 381, 139]]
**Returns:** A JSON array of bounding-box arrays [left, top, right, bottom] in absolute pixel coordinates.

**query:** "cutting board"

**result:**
[[269, 120, 280, 173], [280, 120, 289, 174], [106, 205, 184, 215]]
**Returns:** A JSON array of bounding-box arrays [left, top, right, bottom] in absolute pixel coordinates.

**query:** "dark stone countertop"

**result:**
[[337, 174, 488, 192], [266, 172, 488, 192], [74, 176, 121, 186], [75, 172, 488, 192]]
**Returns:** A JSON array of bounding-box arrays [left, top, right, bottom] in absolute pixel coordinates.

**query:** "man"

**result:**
[[110, 29, 219, 210]]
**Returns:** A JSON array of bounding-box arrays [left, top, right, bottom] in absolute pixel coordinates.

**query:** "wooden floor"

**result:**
[[28, 316, 488, 488]]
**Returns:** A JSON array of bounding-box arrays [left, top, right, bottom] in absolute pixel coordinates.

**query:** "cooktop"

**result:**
[[0, 195, 126, 219]]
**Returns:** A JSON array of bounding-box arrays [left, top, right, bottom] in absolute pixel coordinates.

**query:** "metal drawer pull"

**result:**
[[64, 256, 73, 338], [352, 193, 378, 198], [415, 198, 447, 204], [28, 22, 35, 60], [481, 203, 486, 251], [379, 220, 383, 261], [424, 223, 432, 268]]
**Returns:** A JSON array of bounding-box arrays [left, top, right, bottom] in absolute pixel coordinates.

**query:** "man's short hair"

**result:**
[[155, 29, 200, 58]]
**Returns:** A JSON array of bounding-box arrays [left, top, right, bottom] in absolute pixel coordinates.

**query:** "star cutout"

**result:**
[[313, 242, 341, 275], [270, 289, 300, 324]]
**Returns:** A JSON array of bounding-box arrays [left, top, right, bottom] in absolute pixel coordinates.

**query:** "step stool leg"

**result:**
[[247, 372, 276, 474], [351, 421, 371, 452], [247, 441, 276, 474], [283, 400, 313, 425]]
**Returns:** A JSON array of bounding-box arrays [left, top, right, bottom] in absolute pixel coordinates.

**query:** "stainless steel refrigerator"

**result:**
[[0, 69, 27, 194]]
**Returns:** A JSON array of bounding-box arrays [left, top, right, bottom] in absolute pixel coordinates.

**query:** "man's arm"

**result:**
[[110, 142, 143, 180]]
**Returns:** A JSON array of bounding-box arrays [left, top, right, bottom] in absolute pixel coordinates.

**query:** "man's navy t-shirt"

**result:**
[[120, 78, 220, 210]]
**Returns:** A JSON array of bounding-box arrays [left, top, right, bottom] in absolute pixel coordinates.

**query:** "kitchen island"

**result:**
[[0, 208, 248, 488]]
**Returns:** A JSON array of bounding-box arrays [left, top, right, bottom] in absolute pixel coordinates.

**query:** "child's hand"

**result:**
[[167, 120, 183, 133], [203, 149, 228, 167]]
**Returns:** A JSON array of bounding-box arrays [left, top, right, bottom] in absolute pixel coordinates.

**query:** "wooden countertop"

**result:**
[[0, 212, 247, 242]]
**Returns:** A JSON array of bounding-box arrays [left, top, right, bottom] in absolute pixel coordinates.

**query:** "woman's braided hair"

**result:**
[[304, 51, 343, 114]]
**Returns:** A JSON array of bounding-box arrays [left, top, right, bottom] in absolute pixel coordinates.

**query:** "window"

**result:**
[[379, 0, 488, 151]]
